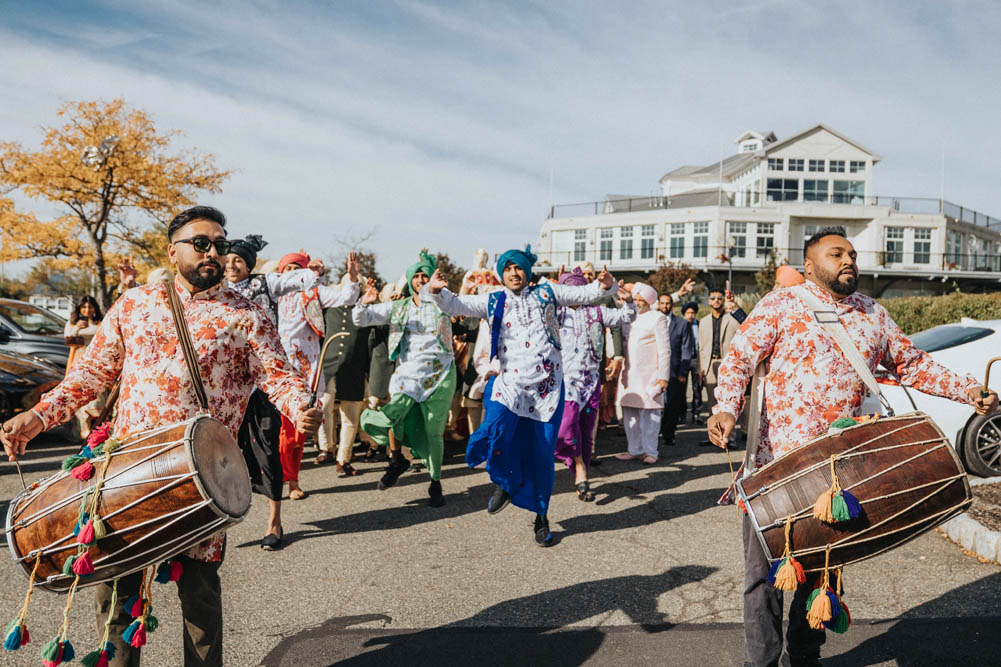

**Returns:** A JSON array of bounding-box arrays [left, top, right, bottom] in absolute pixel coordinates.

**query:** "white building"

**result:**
[[538, 124, 1001, 297]]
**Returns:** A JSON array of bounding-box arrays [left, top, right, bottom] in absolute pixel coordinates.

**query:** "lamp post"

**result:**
[[726, 234, 736, 287]]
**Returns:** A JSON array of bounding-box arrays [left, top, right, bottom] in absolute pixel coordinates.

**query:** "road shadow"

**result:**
[[825, 571, 1001, 666], [260, 564, 717, 667], [557, 488, 727, 538], [303, 460, 484, 497]]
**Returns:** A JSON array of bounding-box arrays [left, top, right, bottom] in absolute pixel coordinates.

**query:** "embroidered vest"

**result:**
[[558, 305, 605, 363], [488, 283, 561, 361], [235, 277, 278, 324], [387, 297, 452, 362], [300, 288, 325, 338]]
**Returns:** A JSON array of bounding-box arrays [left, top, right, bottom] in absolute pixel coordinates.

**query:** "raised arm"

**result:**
[[421, 285, 491, 318], [551, 280, 616, 307], [600, 301, 636, 327], [317, 280, 360, 308], [246, 311, 316, 417], [352, 301, 394, 327], [265, 268, 318, 299]]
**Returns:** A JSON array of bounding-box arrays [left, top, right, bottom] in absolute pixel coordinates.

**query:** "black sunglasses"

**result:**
[[174, 236, 235, 255]]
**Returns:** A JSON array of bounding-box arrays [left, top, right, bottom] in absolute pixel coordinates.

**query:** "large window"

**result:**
[[669, 223, 685, 259], [767, 158, 784, 170], [599, 228, 613, 261], [619, 226, 633, 260], [767, 178, 798, 201], [755, 223, 776, 258], [829, 160, 845, 173], [693, 221, 708, 258], [947, 230, 962, 266], [885, 227, 904, 263], [832, 180, 865, 203], [809, 159, 825, 172], [641, 225, 655, 259], [913, 228, 931, 264], [803, 179, 829, 202], [728, 222, 747, 258], [788, 159, 804, 172], [850, 160, 866, 173], [573, 229, 587, 262]]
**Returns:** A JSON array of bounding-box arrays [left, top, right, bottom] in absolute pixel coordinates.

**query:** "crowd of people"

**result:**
[[4, 206, 997, 667]]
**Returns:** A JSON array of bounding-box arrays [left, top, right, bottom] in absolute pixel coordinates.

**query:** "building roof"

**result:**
[[735, 130, 777, 144], [603, 188, 732, 212], [763, 123, 882, 163]]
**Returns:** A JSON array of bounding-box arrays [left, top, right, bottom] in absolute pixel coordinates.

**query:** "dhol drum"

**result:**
[[736, 412, 971, 572], [6, 414, 251, 592]]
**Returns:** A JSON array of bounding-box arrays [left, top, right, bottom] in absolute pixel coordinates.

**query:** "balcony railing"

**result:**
[[547, 195, 1001, 231], [531, 246, 1001, 275]]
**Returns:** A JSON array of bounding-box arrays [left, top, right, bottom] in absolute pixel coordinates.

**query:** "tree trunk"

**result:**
[[92, 235, 111, 311]]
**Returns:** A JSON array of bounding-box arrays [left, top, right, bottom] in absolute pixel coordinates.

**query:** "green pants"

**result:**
[[360, 365, 456, 481]]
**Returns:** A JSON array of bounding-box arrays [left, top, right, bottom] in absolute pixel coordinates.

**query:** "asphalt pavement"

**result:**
[[2, 420, 999, 666]]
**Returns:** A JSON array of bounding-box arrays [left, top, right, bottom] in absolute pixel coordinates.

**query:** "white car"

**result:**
[[862, 318, 1001, 477]]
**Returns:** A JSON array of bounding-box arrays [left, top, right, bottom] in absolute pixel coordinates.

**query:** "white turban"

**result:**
[[632, 282, 658, 307]]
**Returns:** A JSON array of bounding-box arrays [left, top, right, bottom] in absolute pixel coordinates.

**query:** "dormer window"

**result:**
[[741, 141, 760, 153]]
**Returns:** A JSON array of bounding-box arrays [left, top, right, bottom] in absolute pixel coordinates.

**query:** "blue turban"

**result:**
[[404, 249, 437, 296], [496, 245, 537, 282]]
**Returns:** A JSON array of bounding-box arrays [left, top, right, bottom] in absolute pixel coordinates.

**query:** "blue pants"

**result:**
[[467, 377, 564, 516]]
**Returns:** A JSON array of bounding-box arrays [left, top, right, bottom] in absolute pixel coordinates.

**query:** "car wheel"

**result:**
[[962, 413, 1001, 478]]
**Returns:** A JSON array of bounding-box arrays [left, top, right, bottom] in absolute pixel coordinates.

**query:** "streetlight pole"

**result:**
[[726, 234, 736, 288]]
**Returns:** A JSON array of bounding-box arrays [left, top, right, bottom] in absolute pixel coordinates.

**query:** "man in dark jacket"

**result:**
[[656, 293, 694, 445]]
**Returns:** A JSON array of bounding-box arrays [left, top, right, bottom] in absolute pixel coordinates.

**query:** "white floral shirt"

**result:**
[[558, 303, 636, 407], [35, 278, 314, 561], [714, 280, 979, 469], [352, 298, 454, 402], [277, 280, 359, 396], [423, 280, 615, 421]]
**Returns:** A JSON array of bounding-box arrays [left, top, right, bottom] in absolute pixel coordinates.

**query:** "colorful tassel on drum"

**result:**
[[72, 551, 95, 576], [823, 568, 852, 634], [813, 455, 861, 524], [92, 514, 108, 540], [77, 519, 96, 546], [767, 518, 806, 591], [70, 461, 95, 480], [81, 642, 116, 667], [155, 560, 183, 584], [123, 595, 146, 618], [123, 620, 147, 648], [4, 618, 29, 651], [806, 586, 841, 630], [87, 423, 113, 448], [41, 637, 74, 667]]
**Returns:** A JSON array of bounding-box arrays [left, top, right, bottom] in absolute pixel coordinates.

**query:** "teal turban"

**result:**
[[404, 249, 437, 296], [496, 245, 537, 282]]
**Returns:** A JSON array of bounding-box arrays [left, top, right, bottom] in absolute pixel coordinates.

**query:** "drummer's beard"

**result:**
[[180, 259, 224, 291], [815, 263, 858, 296]]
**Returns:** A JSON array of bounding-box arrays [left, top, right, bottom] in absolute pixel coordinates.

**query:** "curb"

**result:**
[[940, 476, 1001, 564]]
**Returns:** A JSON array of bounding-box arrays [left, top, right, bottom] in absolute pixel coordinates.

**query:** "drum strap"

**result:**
[[792, 285, 894, 416], [163, 280, 210, 412]]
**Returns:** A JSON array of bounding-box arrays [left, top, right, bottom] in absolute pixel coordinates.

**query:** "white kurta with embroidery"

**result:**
[[229, 268, 318, 324], [277, 280, 360, 395], [558, 302, 637, 408], [422, 280, 615, 422], [352, 298, 453, 402]]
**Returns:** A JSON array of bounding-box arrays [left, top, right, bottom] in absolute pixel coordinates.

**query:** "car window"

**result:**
[[0, 301, 67, 336], [908, 325, 994, 353]]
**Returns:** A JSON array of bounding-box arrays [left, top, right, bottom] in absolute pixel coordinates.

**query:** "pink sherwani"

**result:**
[[618, 310, 671, 410]]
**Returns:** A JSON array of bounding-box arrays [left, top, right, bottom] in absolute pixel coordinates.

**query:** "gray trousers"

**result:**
[[743, 515, 825, 667], [94, 555, 223, 667]]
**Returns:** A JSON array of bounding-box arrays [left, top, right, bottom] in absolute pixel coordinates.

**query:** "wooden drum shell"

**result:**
[[6, 415, 251, 592], [736, 412, 972, 572]]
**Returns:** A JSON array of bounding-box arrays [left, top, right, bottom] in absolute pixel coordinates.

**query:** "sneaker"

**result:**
[[428, 480, 446, 507], [487, 486, 511, 514], [533, 514, 554, 547], [377, 452, 409, 490]]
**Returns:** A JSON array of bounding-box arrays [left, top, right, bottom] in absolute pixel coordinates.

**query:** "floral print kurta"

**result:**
[[423, 280, 615, 422], [277, 281, 359, 395], [352, 298, 454, 403], [558, 303, 636, 407], [713, 280, 979, 469], [34, 278, 315, 561]]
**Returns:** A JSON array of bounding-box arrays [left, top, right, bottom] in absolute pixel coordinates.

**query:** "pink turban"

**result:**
[[278, 252, 311, 273], [558, 267, 588, 286], [776, 265, 805, 287], [632, 282, 658, 307]]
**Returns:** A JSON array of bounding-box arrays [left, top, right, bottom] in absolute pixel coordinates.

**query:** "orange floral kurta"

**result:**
[[713, 281, 978, 469], [34, 278, 314, 561]]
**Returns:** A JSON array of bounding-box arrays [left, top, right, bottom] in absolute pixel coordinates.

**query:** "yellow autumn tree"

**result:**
[[0, 99, 229, 308]]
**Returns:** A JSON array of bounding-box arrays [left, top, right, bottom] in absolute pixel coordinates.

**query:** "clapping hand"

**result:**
[[346, 251, 360, 281], [597, 265, 615, 290], [307, 258, 327, 276], [616, 280, 632, 302], [360, 277, 379, 304], [427, 269, 449, 295]]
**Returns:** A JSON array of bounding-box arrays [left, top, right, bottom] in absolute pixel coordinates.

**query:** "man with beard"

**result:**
[[1, 206, 323, 666], [707, 226, 998, 667]]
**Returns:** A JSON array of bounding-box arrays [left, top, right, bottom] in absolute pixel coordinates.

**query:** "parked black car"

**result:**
[[0, 349, 63, 421], [0, 298, 71, 369]]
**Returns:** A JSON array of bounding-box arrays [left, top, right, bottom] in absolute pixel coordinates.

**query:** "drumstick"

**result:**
[[1, 423, 27, 490], [716, 421, 741, 519], [311, 332, 352, 396]]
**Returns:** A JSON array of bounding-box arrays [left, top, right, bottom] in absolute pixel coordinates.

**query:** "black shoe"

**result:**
[[534, 514, 554, 547], [590, 458, 603, 467], [260, 528, 283, 551], [487, 486, 511, 514], [661, 437, 675, 446], [377, 452, 408, 490], [428, 480, 446, 507]]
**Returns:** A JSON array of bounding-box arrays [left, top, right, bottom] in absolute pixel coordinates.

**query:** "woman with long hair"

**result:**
[[64, 295, 103, 369]]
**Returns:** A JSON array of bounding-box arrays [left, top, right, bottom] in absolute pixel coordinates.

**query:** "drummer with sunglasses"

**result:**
[[1, 206, 324, 667], [706, 226, 998, 667]]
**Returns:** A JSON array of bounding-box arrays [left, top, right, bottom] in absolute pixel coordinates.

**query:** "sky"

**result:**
[[2, 0, 1000, 279]]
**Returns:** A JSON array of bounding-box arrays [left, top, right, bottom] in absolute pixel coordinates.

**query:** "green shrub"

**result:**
[[878, 292, 1001, 335]]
